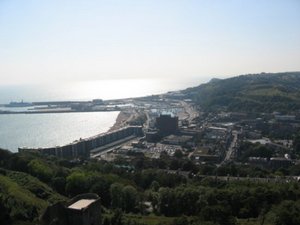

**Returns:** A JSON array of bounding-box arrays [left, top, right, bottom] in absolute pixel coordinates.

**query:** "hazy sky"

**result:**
[[0, 0, 300, 85]]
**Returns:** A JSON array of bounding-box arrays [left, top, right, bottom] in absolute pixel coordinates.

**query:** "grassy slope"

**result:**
[[6, 170, 65, 204], [0, 169, 66, 222], [0, 174, 46, 213]]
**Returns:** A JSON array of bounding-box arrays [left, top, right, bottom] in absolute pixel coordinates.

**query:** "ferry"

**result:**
[[5, 100, 33, 107]]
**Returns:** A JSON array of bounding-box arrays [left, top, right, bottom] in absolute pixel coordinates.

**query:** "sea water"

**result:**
[[0, 77, 207, 152], [0, 112, 119, 152], [0, 78, 203, 103]]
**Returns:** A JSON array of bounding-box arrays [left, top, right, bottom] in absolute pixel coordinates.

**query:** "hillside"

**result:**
[[0, 169, 66, 224], [1, 148, 300, 225], [184, 72, 300, 112], [0, 150, 66, 225]]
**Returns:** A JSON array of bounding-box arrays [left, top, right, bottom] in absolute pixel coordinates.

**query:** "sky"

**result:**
[[0, 0, 300, 85]]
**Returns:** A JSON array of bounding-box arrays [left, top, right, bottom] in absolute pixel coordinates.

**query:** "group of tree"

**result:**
[[1, 149, 300, 225]]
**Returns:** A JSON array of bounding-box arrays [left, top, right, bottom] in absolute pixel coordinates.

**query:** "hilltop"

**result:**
[[184, 72, 300, 112]]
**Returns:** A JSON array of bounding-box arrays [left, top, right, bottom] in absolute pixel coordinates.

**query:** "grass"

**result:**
[[0, 174, 47, 219], [7, 170, 66, 204], [0, 169, 66, 221], [0, 174, 47, 209]]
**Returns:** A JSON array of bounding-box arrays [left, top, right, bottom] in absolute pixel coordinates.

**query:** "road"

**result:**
[[90, 135, 137, 158], [220, 130, 238, 166], [178, 101, 198, 123]]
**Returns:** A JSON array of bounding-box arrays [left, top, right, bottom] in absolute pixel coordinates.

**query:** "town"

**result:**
[[2, 73, 300, 225], [19, 89, 300, 182]]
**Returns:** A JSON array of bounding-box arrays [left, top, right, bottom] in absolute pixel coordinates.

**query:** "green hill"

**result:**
[[184, 72, 300, 112], [0, 168, 66, 224]]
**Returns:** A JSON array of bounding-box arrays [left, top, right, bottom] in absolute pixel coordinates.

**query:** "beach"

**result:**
[[108, 110, 134, 132]]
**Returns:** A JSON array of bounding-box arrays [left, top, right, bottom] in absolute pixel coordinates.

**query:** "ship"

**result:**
[[5, 100, 33, 107]]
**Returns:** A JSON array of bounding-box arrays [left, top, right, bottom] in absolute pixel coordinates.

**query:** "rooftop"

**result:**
[[68, 199, 96, 210]]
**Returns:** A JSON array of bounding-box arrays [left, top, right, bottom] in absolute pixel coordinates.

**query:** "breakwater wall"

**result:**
[[18, 126, 143, 159]]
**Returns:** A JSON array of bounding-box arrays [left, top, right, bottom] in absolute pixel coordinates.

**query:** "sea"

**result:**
[[0, 77, 207, 152]]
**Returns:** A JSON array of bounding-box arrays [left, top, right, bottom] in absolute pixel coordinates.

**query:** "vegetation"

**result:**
[[1, 148, 300, 225], [237, 142, 273, 162], [183, 72, 300, 112], [0, 169, 65, 224]]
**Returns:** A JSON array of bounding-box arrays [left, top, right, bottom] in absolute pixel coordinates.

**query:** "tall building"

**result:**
[[156, 114, 178, 136]]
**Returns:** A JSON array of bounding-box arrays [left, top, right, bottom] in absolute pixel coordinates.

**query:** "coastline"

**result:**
[[0, 111, 120, 153], [108, 110, 132, 132]]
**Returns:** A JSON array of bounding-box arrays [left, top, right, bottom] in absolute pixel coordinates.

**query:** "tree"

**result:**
[[175, 187, 200, 215], [147, 191, 159, 213], [122, 185, 138, 213], [0, 200, 11, 225], [201, 205, 236, 225], [293, 132, 300, 155], [0, 149, 12, 168], [110, 209, 124, 225], [158, 187, 177, 216], [110, 183, 124, 209], [274, 200, 300, 225], [51, 176, 66, 194], [65, 171, 88, 196], [90, 177, 111, 207], [182, 160, 196, 172], [150, 180, 160, 192], [174, 149, 183, 158], [169, 159, 181, 170], [27, 159, 53, 182]]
